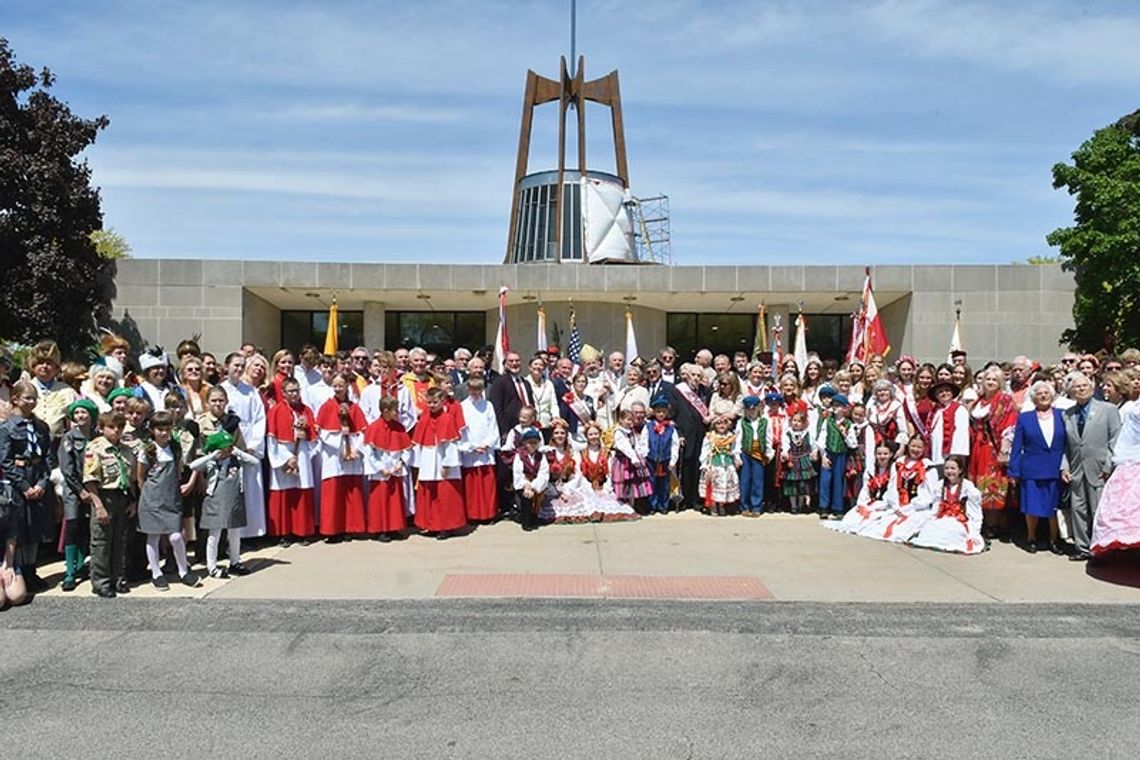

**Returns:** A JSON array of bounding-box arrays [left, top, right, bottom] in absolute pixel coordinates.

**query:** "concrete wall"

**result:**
[[109, 259, 1076, 364]]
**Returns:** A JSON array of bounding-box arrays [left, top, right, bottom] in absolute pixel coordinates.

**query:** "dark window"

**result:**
[[803, 314, 855, 364], [666, 313, 754, 362], [281, 310, 363, 354], [384, 312, 487, 355]]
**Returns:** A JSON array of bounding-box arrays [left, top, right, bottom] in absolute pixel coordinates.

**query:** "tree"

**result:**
[[0, 38, 115, 358], [1047, 109, 1140, 352], [91, 227, 131, 260]]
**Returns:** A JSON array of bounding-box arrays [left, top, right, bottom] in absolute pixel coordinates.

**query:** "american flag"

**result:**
[[567, 307, 583, 364]]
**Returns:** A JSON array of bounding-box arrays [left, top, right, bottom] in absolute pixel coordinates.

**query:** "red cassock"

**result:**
[[364, 416, 413, 534], [410, 407, 467, 533], [266, 401, 317, 537], [462, 465, 498, 522], [316, 398, 368, 536]]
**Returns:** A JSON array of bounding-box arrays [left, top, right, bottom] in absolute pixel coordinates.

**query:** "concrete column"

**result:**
[[363, 301, 385, 350]]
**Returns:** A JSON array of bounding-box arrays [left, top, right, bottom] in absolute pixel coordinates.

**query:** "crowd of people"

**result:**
[[1, 331, 1139, 605]]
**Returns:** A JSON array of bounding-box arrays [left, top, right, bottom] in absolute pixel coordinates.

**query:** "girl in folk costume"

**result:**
[[854, 435, 940, 544], [558, 373, 596, 450], [363, 396, 413, 541], [316, 373, 367, 541], [575, 421, 639, 521], [864, 380, 909, 467], [266, 377, 317, 545], [734, 396, 772, 516], [512, 428, 548, 531], [458, 378, 499, 523], [135, 412, 201, 589], [1090, 403, 1140, 557], [610, 408, 653, 506], [844, 402, 872, 507], [411, 386, 467, 539], [912, 364, 937, 442], [908, 454, 985, 555], [539, 419, 588, 523], [826, 441, 900, 536], [700, 413, 740, 516], [895, 434, 935, 508], [968, 366, 1018, 540], [646, 394, 681, 515], [894, 355, 924, 437], [926, 380, 970, 468], [190, 431, 258, 578], [781, 410, 818, 514]]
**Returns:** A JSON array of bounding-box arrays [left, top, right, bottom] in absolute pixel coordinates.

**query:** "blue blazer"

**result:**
[[1008, 408, 1065, 480]]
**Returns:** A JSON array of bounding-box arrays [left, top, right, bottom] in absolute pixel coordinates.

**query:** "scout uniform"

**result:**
[[83, 435, 137, 596], [58, 399, 99, 590]]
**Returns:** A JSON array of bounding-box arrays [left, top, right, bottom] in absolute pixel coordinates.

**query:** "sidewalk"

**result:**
[[31, 512, 1140, 603]]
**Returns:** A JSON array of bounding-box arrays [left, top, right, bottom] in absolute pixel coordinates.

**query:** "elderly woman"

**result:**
[[709, 371, 743, 422], [81, 360, 122, 413], [612, 366, 650, 415], [968, 366, 1018, 539], [865, 379, 908, 465], [1009, 380, 1066, 554]]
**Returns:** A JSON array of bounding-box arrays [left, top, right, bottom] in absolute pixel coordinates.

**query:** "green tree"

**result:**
[[91, 227, 131, 260], [1048, 109, 1140, 351], [0, 38, 115, 358]]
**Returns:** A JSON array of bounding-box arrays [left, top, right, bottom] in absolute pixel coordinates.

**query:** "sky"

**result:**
[[4, 0, 1138, 266]]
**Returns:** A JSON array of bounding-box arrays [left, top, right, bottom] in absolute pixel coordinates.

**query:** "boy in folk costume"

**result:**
[[646, 394, 680, 515], [699, 414, 740, 516], [266, 377, 317, 545], [58, 399, 98, 592], [512, 428, 549, 532], [363, 396, 413, 541], [135, 411, 201, 590], [735, 396, 773, 516], [817, 394, 853, 519], [498, 405, 539, 520], [763, 391, 788, 511], [82, 412, 137, 598], [190, 431, 260, 578], [458, 378, 500, 523], [927, 381, 970, 469], [411, 386, 467, 540], [315, 373, 367, 542]]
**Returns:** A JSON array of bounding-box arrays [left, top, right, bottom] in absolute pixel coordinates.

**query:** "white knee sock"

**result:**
[[168, 532, 189, 577], [145, 535, 163, 579], [227, 530, 241, 565], [206, 529, 222, 571]]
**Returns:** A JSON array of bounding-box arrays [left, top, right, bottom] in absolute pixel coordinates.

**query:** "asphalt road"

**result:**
[[3, 599, 1139, 758]]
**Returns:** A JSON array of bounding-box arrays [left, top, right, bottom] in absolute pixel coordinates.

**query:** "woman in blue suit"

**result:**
[[1008, 381, 1067, 554]]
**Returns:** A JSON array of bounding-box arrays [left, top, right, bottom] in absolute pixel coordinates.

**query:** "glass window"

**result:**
[[804, 314, 854, 363], [666, 313, 753, 362], [280, 310, 363, 354], [387, 312, 487, 355]]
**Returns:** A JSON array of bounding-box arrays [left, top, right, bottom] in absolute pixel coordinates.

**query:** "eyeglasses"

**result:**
[[1105, 365, 1123, 372], [352, 355, 368, 362]]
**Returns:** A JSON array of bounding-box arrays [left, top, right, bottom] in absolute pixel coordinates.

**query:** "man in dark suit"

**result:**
[[488, 351, 533, 438], [448, 347, 472, 387], [671, 363, 711, 511], [643, 360, 678, 413], [550, 356, 575, 400], [1061, 373, 1121, 561]]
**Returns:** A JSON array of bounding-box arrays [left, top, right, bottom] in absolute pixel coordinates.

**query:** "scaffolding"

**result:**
[[628, 193, 672, 265]]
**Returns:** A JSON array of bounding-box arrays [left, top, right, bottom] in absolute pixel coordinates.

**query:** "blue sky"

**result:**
[[5, 0, 1137, 265]]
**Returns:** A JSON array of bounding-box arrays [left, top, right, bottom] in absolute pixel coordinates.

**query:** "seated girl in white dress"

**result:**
[[907, 454, 985, 555]]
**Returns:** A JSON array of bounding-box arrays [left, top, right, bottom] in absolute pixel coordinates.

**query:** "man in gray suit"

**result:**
[[1061, 374, 1122, 561]]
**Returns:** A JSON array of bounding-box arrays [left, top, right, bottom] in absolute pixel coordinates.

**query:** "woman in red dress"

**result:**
[[968, 366, 1018, 540]]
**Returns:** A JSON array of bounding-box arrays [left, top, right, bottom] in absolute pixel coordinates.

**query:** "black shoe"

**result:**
[[323, 536, 342, 545], [25, 572, 49, 593], [1024, 540, 1038, 554], [77, 564, 90, 581], [209, 567, 229, 579], [93, 586, 116, 598], [435, 531, 451, 541], [227, 562, 251, 576], [376, 533, 392, 543], [299, 538, 313, 546], [115, 579, 131, 594], [1049, 542, 1066, 556], [181, 572, 202, 587], [1069, 552, 1091, 562], [161, 561, 177, 576], [61, 577, 78, 592], [152, 576, 170, 591], [278, 538, 292, 548]]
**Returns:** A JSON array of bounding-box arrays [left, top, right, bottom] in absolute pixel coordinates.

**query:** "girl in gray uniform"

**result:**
[[191, 430, 259, 578], [136, 411, 201, 590]]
